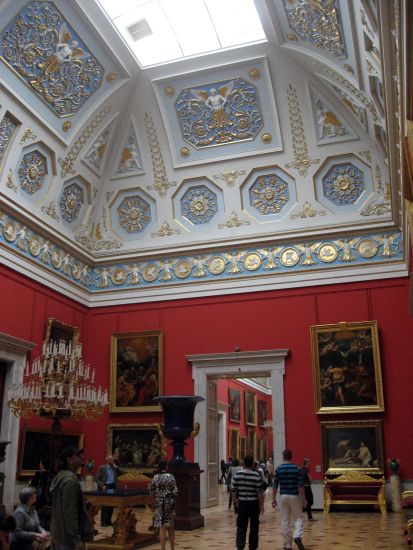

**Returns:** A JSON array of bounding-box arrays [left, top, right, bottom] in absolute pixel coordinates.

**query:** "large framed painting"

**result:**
[[110, 331, 163, 412], [257, 400, 267, 427], [258, 436, 268, 461], [247, 429, 256, 458], [228, 428, 240, 459], [321, 420, 384, 475], [245, 391, 256, 426], [229, 388, 241, 422], [240, 437, 247, 460], [45, 318, 80, 346], [107, 424, 166, 473], [311, 321, 384, 414], [19, 428, 84, 477]]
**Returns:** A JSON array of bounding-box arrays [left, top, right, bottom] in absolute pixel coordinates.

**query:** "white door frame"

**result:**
[[0, 332, 36, 511], [187, 350, 288, 508]]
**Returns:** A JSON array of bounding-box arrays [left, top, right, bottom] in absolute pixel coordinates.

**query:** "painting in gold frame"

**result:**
[[311, 321, 384, 414], [107, 424, 166, 473], [257, 399, 267, 427], [229, 388, 241, 422], [110, 331, 163, 412], [258, 436, 268, 461], [45, 318, 80, 346], [240, 437, 247, 460], [228, 428, 240, 460], [321, 420, 384, 475], [247, 429, 256, 458], [19, 428, 84, 477], [245, 391, 256, 426]]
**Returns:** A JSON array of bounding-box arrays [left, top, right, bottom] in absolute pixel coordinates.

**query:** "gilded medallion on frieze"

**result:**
[[0, 1, 104, 117]]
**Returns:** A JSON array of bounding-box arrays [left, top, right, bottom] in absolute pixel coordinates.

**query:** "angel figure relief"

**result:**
[[296, 242, 321, 265], [190, 82, 234, 130], [336, 238, 359, 262], [38, 23, 90, 77]]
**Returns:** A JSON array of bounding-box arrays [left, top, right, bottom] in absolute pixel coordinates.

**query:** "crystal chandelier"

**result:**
[[7, 339, 109, 420]]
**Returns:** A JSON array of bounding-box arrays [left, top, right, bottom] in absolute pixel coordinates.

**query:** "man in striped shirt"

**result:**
[[272, 449, 306, 550], [231, 455, 264, 550]]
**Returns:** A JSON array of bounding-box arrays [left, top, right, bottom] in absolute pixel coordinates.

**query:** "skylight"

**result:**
[[98, 0, 267, 67]]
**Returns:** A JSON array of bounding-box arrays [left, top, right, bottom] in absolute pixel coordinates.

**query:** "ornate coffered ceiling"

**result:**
[[0, 0, 408, 306]]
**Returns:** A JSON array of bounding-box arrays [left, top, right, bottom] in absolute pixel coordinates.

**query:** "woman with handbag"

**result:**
[[150, 460, 178, 550]]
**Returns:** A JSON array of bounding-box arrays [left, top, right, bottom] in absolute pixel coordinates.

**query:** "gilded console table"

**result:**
[[84, 490, 157, 550]]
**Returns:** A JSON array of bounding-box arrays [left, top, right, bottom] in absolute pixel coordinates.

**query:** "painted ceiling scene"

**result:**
[[0, 0, 407, 305]]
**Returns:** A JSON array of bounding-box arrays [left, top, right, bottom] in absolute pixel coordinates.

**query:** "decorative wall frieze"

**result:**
[[218, 212, 251, 229], [213, 170, 246, 188], [41, 201, 60, 222], [285, 84, 320, 176], [290, 201, 326, 219], [144, 113, 176, 198], [58, 106, 111, 177]]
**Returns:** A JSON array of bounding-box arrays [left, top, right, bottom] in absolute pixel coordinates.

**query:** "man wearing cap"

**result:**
[[49, 447, 93, 550], [95, 456, 125, 527]]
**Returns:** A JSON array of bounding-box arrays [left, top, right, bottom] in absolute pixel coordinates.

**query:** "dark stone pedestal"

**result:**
[[169, 463, 204, 530]]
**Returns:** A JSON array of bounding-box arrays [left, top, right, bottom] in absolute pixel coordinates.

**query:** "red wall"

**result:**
[[1, 263, 413, 480]]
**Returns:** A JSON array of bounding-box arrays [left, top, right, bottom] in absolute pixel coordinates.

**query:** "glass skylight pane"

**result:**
[[159, 0, 220, 56], [206, 0, 266, 48]]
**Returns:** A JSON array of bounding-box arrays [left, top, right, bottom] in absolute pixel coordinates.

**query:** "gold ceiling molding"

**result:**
[[41, 201, 60, 222], [19, 129, 37, 144], [6, 169, 17, 193], [218, 212, 251, 229], [213, 170, 246, 188], [285, 84, 320, 177], [290, 201, 326, 219], [58, 106, 111, 177], [150, 221, 181, 238], [358, 150, 372, 163], [360, 202, 391, 216], [144, 113, 177, 199]]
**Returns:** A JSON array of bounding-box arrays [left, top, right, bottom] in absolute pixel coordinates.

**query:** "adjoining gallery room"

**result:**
[[1, 0, 413, 549]]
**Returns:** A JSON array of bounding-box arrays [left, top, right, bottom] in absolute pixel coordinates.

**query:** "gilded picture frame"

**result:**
[[229, 388, 241, 422], [228, 427, 240, 460], [107, 424, 166, 473], [321, 420, 384, 475], [110, 331, 163, 413], [257, 399, 267, 428], [45, 318, 80, 347], [311, 321, 384, 414], [247, 428, 256, 458], [245, 391, 256, 426], [19, 428, 84, 477]]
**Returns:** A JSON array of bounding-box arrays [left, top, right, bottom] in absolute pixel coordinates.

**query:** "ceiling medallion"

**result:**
[[60, 183, 84, 223], [218, 212, 251, 229], [41, 201, 60, 222], [175, 259, 192, 279], [18, 150, 47, 194], [357, 239, 378, 259], [285, 84, 320, 177], [111, 269, 127, 286], [20, 128, 37, 144], [181, 185, 218, 224], [208, 256, 226, 275], [118, 195, 152, 233], [322, 163, 365, 206], [244, 253, 262, 271], [280, 248, 300, 267], [142, 263, 159, 282], [59, 105, 111, 177], [180, 147, 190, 157], [249, 174, 289, 215], [213, 170, 246, 188], [290, 201, 326, 219], [284, 0, 345, 57], [164, 86, 175, 96], [150, 221, 181, 238], [261, 133, 272, 144], [248, 68, 260, 80], [318, 243, 338, 263], [62, 121, 71, 132], [144, 113, 177, 198]]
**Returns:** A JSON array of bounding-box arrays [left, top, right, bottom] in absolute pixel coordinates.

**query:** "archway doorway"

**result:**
[[187, 350, 288, 508]]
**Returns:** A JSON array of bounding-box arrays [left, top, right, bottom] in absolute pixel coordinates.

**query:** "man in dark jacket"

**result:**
[[95, 455, 125, 527], [49, 447, 93, 550]]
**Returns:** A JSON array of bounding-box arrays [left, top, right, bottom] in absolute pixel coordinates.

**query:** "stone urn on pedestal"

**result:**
[[154, 395, 204, 530]]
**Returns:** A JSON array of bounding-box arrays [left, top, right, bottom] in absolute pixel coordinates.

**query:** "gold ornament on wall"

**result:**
[[213, 170, 246, 188], [150, 222, 181, 238], [106, 73, 118, 81], [261, 133, 272, 144], [6, 170, 17, 193], [41, 201, 60, 222], [164, 86, 175, 96], [218, 212, 251, 229], [290, 201, 326, 219], [20, 129, 37, 144], [248, 68, 260, 80], [180, 147, 190, 157], [62, 121, 71, 132], [285, 84, 320, 177]]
